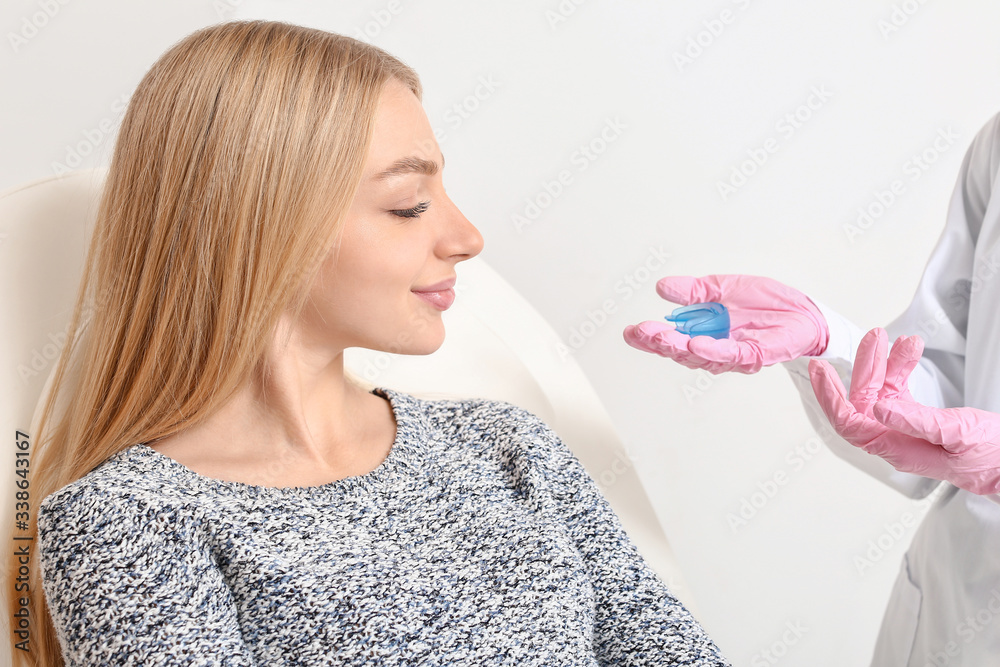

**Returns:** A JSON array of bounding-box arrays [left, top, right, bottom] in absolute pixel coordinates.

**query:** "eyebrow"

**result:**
[[370, 154, 444, 182]]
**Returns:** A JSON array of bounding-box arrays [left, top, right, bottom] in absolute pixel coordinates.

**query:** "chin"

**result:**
[[406, 334, 446, 356], [379, 322, 445, 356]]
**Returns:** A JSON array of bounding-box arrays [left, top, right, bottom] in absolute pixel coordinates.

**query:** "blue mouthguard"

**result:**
[[664, 302, 730, 339]]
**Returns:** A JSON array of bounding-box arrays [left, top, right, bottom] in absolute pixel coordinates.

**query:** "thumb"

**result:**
[[873, 400, 983, 455], [809, 358, 851, 429], [656, 276, 722, 306]]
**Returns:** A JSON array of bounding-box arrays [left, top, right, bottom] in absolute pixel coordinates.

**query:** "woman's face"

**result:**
[[301, 78, 485, 357]]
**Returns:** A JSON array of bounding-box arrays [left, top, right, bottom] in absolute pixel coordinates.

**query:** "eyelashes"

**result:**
[[389, 200, 431, 219]]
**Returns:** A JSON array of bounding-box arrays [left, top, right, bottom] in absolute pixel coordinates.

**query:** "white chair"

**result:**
[[0, 169, 696, 656]]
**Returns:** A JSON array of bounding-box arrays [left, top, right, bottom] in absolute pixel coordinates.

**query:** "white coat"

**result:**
[[784, 111, 1000, 666]]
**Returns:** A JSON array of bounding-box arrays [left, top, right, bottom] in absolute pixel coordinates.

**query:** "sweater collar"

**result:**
[[122, 385, 433, 499]]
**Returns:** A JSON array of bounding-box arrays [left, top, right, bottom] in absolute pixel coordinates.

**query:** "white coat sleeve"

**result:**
[[783, 112, 1000, 502]]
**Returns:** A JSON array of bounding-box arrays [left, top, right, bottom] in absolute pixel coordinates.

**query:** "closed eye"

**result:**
[[389, 201, 431, 218]]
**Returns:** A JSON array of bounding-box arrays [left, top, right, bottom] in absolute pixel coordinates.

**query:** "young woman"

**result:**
[[9, 20, 731, 666]]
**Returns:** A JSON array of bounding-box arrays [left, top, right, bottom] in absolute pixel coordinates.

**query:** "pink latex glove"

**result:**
[[809, 327, 1000, 496], [622, 275, 829, 374]]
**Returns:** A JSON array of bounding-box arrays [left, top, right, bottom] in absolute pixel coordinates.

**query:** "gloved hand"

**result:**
[[809, 327, 1000, 496], [622, 275, 829, 374]]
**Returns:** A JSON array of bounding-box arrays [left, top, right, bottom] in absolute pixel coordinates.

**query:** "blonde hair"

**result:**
[[6, 20, 421, 665]]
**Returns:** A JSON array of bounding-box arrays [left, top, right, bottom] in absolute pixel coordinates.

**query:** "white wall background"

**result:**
[[4, 1, 1000, 665]]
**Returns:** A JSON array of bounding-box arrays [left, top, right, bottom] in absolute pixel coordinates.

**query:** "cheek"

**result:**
[[310, 218, 425, 320], [318, 254, 414, 320]]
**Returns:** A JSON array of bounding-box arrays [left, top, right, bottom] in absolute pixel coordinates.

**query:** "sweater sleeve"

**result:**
[[498, 403, 731, 667], [37, 483, 257, 667]]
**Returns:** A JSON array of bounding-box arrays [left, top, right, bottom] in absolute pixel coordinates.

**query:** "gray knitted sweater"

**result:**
[[38, 386, 731, 666]]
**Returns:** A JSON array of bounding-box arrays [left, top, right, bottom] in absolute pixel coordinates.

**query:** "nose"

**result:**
[[439, 195, 484, 262]]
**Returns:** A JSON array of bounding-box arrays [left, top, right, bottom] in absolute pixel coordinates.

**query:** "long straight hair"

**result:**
[[6, 20, 421, 665]]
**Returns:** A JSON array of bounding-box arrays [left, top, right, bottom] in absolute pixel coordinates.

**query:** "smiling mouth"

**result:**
[[411, 288, 455, 311]]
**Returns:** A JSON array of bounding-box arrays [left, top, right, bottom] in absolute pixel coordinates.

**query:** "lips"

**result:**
[[413, 277, 456, 292], [412, 289, 455, 310], [412, 276, 457, 311]]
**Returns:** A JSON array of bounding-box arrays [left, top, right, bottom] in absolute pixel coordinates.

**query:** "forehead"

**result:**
[[363, 80, 441, 180]]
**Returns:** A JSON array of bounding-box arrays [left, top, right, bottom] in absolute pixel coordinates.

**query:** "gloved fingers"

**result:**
[[623, 322, 704, 369], [627, 320, 674, 337], [809, 358, 847, 402], [687, 336, 763, 374], [655, 275, 723, 306], [809, 359, 872, 442], [880, 335, 924, 401], [810, 357, 894, 451], [848, 328, 888, 416], [872, 400, 994, 455], [623, 322, 672, 354]]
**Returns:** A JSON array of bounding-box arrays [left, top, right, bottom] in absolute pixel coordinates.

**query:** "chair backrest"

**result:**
[[0, 169, 695, 621]]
